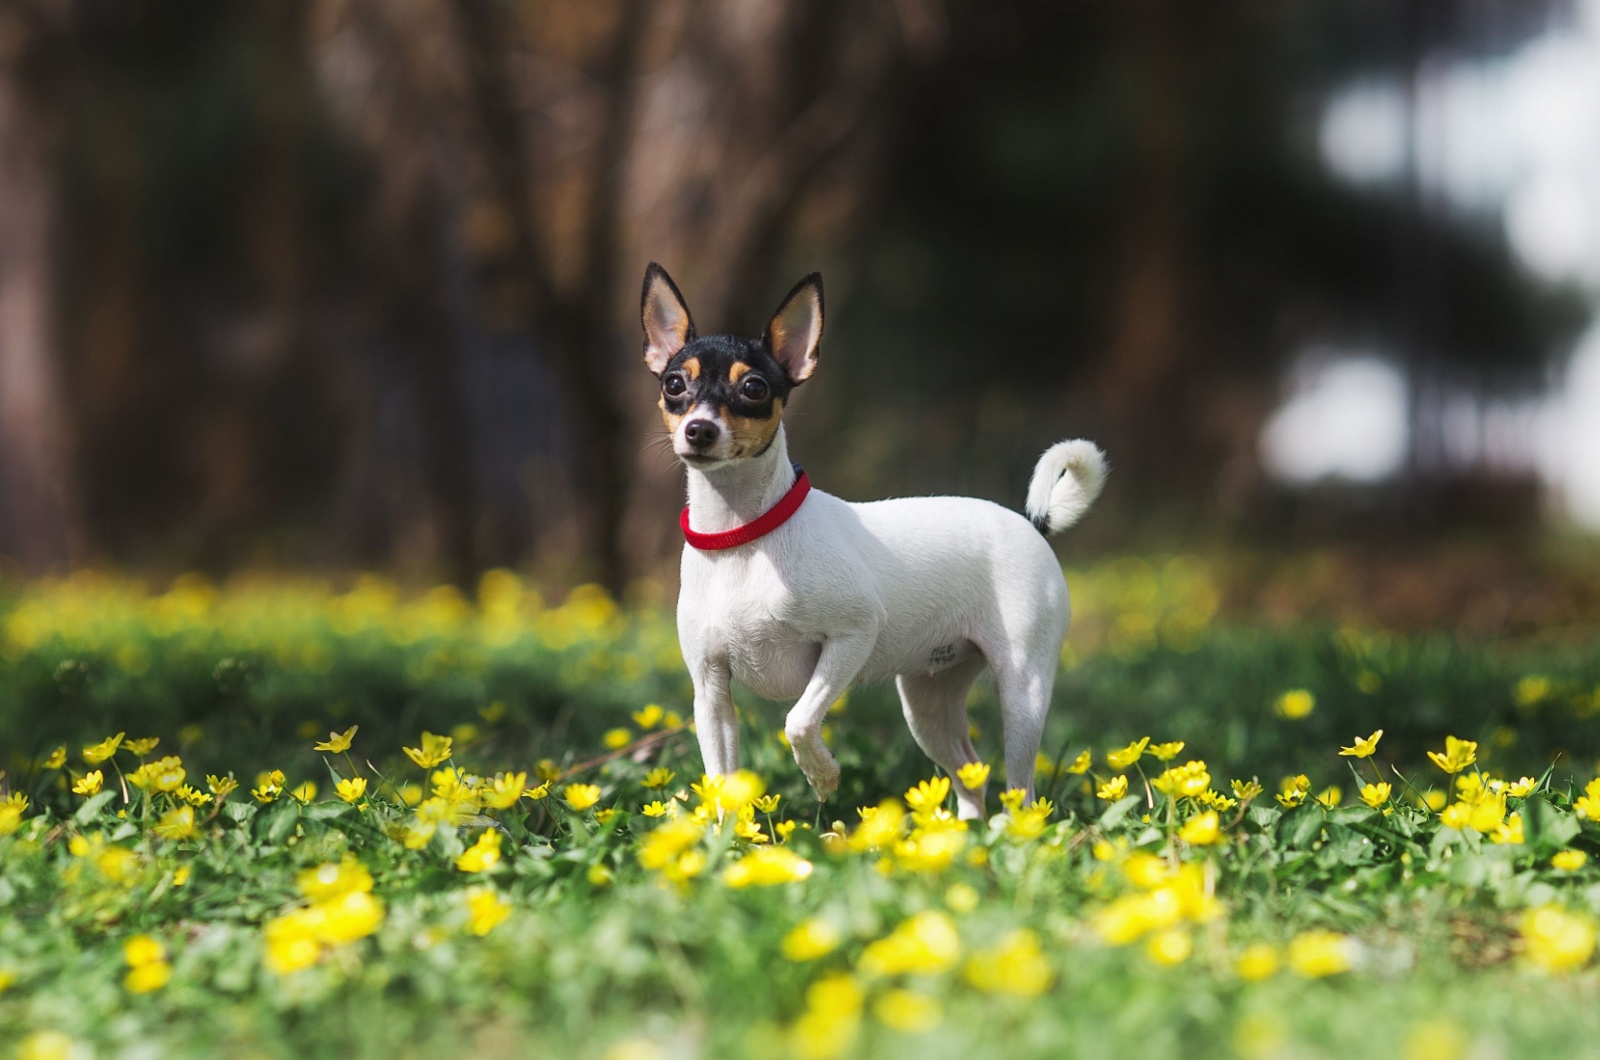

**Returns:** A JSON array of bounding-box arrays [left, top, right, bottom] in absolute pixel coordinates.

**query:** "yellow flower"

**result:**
[[523, 782, 551, 801], [632, 704, 665, 729], [1275, 690, 1315, 719], [1575, 778, 1600, 820], [1514, 674, 1551, 708], [587, 863, 613, 886], [1359, 782, 1391, 809], [956, 762, 991, 789], [317, 889, 385, 944], [904, 777, 950, 815], [1440, 802, 1473, 829], [964, 929, 1051, 995], [297, 856, 374, 900], [860, 911, 960, 976], [456, 830, 503, 873], [1506, 777, 1538, 798], [207, 774, 239, 798], [595, 808, 619, 826], [83, 732, 125, 764], [776, 820, 797, 842], [173, 866, 190, 887], [1427, 736, 1477, 775], [43, 746, 66, 770], [998, 788, 1027, 814], [1552, 849, 1588, 872], [945, 882, 980, 914], [314, 725, 358, 753], [642, 801, 669, 817], [1231, 778, 1264, 801], [1491, 813, 1523, 845], [789, 974, 862, 1060], [722, 846, 813, 887], [480, 772, 526, 810], [152, 806, 198, 841], [872, 988, 943, 1033], [176, 785, 212, 807], [1064, 750, 1092, 774], [754, 793, 782, 814], [335, 777, 368, 803], [124, 961, 172, 993], [403, 732, 453, 769], [1006, 800, 1053, 841], [1179, 811, 1221, 846], [1235, 942, 1279, 981], [1150, 741, 1185, 761], [1198, 789, 1237, 811], [603, 727, 632, 750], [252, 770, 285, 803], [641, 768, 675, 789], [290, 781, 318, 803], [1287, 930, 1352, 977], [564, 783, 602, 811], [1106, 738, 1150, 770], [1520, 904, 1597, 973], [1314, 786, 1341, 809], [1338, 730, 1383, 758], [1276, 775, 1310, 809], [782, 917, 842, 961], [1146, 928, 1192, 966], [1097, 776, 1129, 801], [124, 934, 166, 967], [1152, 760, 1211, 798], [124, 737, 160, 757], [465, 886, 512, 935], [73, 771, 104, 796]]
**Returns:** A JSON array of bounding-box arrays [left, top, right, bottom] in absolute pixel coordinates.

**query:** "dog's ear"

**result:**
[[641, 263, 695, 375], [764, 273, 823, 385]]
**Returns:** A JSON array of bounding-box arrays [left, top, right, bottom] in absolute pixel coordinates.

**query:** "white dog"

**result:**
[[641, 263, 1106, 818]]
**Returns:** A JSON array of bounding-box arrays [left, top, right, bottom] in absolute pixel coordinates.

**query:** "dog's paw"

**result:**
[[802, 754, 841, 802]]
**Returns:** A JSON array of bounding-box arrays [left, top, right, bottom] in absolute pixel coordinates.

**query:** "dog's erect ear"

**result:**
[[641, 263, 695, 375], [764, 273, 823, 385]]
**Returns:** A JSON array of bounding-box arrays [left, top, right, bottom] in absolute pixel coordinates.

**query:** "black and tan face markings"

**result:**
[[658, 335, 791, 458]]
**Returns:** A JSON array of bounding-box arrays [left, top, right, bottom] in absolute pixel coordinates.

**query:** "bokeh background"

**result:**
[[2, 0, 1600, 625]]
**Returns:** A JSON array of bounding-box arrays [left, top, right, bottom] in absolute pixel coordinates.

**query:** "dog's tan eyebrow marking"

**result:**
[[728, 362, 751, 383], [681, 357, 700, 381]]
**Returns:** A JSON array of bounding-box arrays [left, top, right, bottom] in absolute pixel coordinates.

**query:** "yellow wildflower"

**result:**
[[465, 886, 513, 936], [873, 989, 943, 1033], [1179, 811, 1221, 846], [956, 762, 991, 789], [1552, 850, 1588, 872], [252, 770, 285, 803], [1275, 690, 1315, 719], [1440, 802, 1473, 829], [314, 725, 358, 753], [1231, 778, 1264, 801], [1338, 730, 1383, 758], [632, 704, 665, 729], [124, 961, 172, 994], [1106, 737, 1150, 770], [1235, 942, 1279, 980], [456, 830, 503, 873], [43, 746, 66, 770], [904, 777, 950, 816], [998, 788, 1027, 814], [480, 771, 526, 810], [603, 727, 632, 750], [1514, 675, 1551, 708], [564, 783, 602, 811], [124, 934, 165, 968], [1359, 782, 1391, 809], [722, 846, 813, 887], [641, 767, 675, 789], [335, 777, 368, 803], [1094, 775, 1127, 801], [1065, 750, 1092, 774], [207, 774, 238, 799], [403, 732, 453, 769], [1573, 778, 1600, 820], [1147, 928, 1192, 966], [642, 801, 669, 817], [754, 793, 781, 814], [1427, 736, 1477, 775], [73, 771, 103, 796], [1198, 789, 1237, 811], [152, 806, 198, 841], [788, 974, 862, 1060], [1150, 741, 1185, 761], [945, 882, 981, 914], [1006, 800, 1053, 841], [83, 732, 125, 764], [1520, 905, 1597, 973], [860, 911, 961, 976], [173, 866, 190, 887], [290, 781, 317, 804], [124, 737, 160, 756], [1287, 930, 1352, 977], [1276, 775, 1310, 808], [776, 820, 797, 842], [1506, 777, 1538, 798], [1152, 760, 1211, 798], [1491, 813, 1523, 845], [782, 917, 842, 961], [1315, 786, 1341, 809], [297, 856, 373, 900], [964, 929, 1051, 995]]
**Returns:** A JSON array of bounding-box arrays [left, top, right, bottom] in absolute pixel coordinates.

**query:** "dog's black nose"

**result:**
[[684, 419, 720, 448]]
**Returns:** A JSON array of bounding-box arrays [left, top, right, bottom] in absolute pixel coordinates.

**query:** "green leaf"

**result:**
[[73, 790, 115, 824], [1522, 795, 1580, 855], [1097, 794, 1141, 831], [1277, 805, 1324, 850], [258, 803, 299, 846]]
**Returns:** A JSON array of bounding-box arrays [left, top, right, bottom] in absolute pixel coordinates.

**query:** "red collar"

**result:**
[[681, 468, 812, 550]]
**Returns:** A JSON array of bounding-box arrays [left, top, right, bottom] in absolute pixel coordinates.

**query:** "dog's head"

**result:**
[[640, 263, 823, 469]]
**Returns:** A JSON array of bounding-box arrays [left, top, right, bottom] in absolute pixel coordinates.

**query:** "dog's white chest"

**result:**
[[679, 550, 823, 701]]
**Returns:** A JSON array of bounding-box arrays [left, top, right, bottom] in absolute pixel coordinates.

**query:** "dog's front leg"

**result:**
[[690, 658, 739, 777], [785, 630, 878, 801]]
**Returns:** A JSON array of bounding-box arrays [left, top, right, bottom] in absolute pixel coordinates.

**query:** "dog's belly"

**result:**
[[727, 636, 820, 701]]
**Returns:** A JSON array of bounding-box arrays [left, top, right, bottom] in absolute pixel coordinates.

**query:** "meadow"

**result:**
[[3, 561, 1600, 1059]]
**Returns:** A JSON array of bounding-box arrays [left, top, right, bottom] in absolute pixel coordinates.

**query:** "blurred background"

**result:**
[[2, 0, 1600, 623]]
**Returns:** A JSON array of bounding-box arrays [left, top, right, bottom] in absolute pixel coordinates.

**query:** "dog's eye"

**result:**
[[740, 376, 769, 401], [663, 373, 687, 397]]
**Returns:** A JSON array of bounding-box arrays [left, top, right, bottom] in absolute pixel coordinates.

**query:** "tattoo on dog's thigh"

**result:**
[[929, 643, 957, 668]]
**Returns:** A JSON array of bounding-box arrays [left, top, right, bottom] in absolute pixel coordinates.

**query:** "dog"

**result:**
[[641, 262, 1106, 819]]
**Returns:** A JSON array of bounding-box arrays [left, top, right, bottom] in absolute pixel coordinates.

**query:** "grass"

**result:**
[[2, 565, 1600, 1059]]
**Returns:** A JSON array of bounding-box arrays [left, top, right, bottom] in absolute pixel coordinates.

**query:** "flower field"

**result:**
[[4, 564, 1600, 1059]]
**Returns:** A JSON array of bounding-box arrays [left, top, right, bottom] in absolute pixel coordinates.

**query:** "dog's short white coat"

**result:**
[[677, 422, 1106, 819]]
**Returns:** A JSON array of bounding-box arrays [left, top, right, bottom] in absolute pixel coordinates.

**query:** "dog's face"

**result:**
[[640, 263, 823, 469]]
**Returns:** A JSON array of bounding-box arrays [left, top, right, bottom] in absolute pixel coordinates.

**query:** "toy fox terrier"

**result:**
[[641, 262, 1106, 819]]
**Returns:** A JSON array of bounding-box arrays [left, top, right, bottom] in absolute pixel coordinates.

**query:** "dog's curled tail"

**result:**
[[1024, 440, 1107, 535]]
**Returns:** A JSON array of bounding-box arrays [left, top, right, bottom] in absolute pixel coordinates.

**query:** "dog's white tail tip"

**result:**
[[1024, 440, 1107, 535]]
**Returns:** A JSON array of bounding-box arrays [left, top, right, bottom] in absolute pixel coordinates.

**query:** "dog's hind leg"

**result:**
[[897, 656, 989, 819], [993, 656, 1056, 806]]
